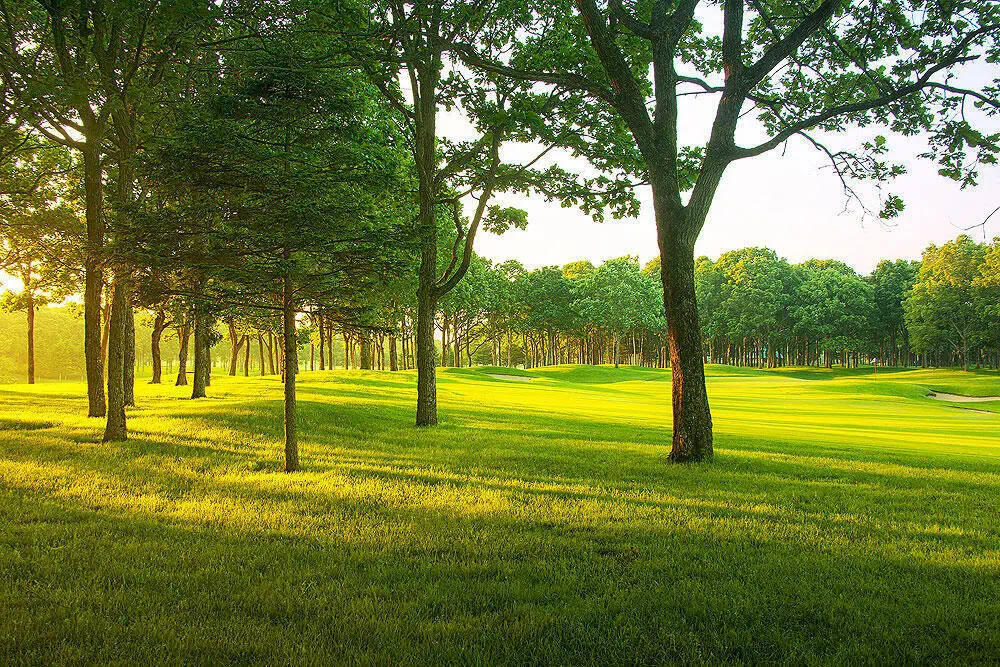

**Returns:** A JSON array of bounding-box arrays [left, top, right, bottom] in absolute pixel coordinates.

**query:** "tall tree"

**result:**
[[870, 259, 919, 365], [906, 235, 987, 370], [363, 0, 635, 425], [146, 4, 411, 470], [0, 135, 84, 383], [0, 0, 214, 431]]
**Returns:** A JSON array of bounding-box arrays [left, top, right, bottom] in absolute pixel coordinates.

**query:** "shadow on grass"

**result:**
[[5, 370, 1000, 662], [2, 465, 998, 665]]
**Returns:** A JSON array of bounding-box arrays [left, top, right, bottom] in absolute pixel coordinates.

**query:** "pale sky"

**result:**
[[476, 134, 1000, 275]]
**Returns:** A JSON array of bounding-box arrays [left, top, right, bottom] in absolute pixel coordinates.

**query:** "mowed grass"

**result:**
[[2, 364, 999, 663]]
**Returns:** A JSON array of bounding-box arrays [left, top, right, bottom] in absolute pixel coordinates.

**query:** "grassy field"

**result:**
[[2, 364, 999, 663]]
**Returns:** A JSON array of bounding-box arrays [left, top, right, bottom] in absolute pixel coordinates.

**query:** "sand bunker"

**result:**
[[486, 373, 533, 382], [928, 391, 1000, 403]]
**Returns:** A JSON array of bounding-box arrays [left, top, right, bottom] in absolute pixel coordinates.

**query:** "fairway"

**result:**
[[2, 365, 1000, 663]]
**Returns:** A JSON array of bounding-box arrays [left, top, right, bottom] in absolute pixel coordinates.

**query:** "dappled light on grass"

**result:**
[[2, 366, 1000, 662]]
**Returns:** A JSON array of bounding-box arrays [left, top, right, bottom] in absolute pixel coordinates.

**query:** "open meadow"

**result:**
[[2, 365, 999, 663]]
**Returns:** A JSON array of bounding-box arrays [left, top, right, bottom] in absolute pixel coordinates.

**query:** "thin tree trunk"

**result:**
[[283, 267, 300, 472], [243, 334, 250, 376], [258, 333, 266, 376], [318, 314, 326, 371], [327, 324, 334, 369], [103, 279, 128, 441], [101, 295, 111, 381], [414, 64, 440, 427], [25, 283, 34, 384], [123, 304, 135, 407], [267, 331, 275, 375], [83, 145, 106, 417], [150, 310, 166, 384], [228, 322, 241, 376], [175, 321, 190, 386]]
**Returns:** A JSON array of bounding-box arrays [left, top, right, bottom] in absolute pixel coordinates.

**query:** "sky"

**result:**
[[474, 135, 1000, 275]]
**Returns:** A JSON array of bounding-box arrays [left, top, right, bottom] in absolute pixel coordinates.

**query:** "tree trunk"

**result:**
[[360, 335, 372, 370], [327, 324, 334, 369], [101, 293, 111, 380], [657, 210, 713, 463], [228, 322, 241, 376], [25, 285, 35, 385], [389, 335, 399, 371], [243, 335, 250, 376], [175, 321, 190, 386], [103, 279, 128, 442], [123, 304, 135, 407], [266, 331, 276, 375], [191, 314, 208, 399], [150, 310, 166, 384], [83, 145, 106, 417], [318, 314, 326, 371], [414, 62, 440, 427], [283, 269, 300, 472], [258, 333, 266, 376]]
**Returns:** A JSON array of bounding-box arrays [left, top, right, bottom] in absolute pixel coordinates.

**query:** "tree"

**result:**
[[459, 0, 1000, 461], [0, 0, 214, 434], [575, 256, 661, 368], [906, 235, 987, 371], [362, 0, 637, 425], [714, 248, 794, 368], [145, 5, 411, 471], [870, 259, 919, 366], [0, 136, 83, 383], [792, 264, 873, 368]]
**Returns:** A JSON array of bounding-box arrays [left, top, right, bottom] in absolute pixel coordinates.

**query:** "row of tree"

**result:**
[[8, 233, 1000, 389], [407, 235, 1000, 373], [1, 0, 997, 466]]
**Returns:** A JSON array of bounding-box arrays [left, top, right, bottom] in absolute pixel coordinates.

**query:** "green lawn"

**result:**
[[2, 365, 999, 663]]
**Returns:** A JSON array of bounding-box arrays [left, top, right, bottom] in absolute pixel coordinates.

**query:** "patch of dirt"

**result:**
[[928, 391, 1000, 403], [485, 374, 533, 383]]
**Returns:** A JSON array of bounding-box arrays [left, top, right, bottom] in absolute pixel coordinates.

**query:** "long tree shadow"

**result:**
[[2, 470, 998, 665]]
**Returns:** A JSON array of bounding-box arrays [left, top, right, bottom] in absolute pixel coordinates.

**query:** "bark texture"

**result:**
[[659, 223, 713, 461], [83, 146, 105, 417], [150, 310, 167, 384], [102, 279, 127, 442], [282, 273, 300, 472], [175, 322, 190, 386], [191, 315, 208, 399]]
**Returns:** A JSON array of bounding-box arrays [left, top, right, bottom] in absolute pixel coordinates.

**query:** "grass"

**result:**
[[1, 364, 999, 663]]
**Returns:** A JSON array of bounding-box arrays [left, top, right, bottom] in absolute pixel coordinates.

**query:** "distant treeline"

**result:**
[[4, 233, 999, 383], [434, 233, 1000, 371]]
